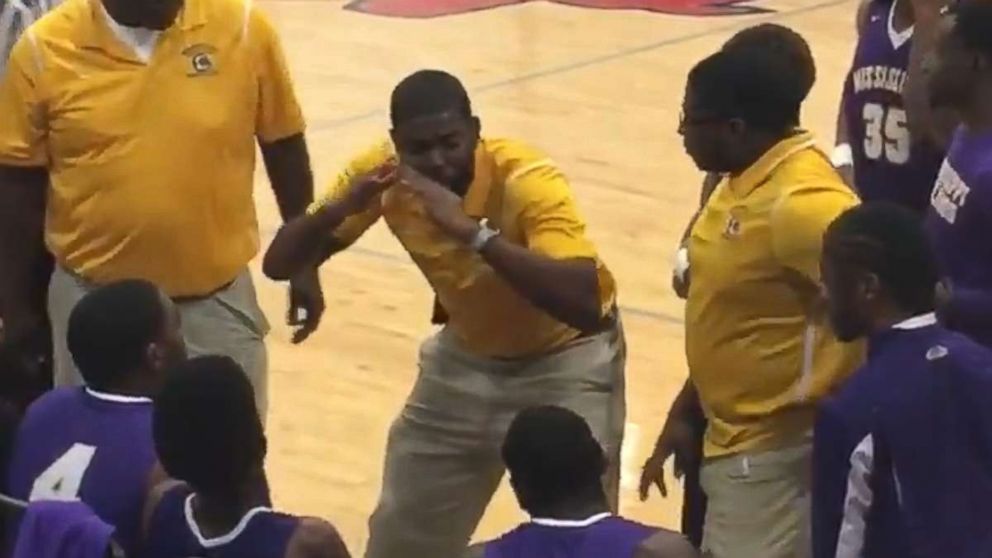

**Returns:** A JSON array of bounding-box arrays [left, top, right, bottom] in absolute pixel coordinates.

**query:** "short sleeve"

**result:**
[[771, 185, 859, 282], [249, 7, 305, 143], [0, 36, 48, 166], [308, 141, 395, 245], [506, 162, 598, 261]]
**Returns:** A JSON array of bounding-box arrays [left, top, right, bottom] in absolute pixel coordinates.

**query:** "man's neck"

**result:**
[[100, 0, 146, 28], [728, 131, 790, 177], [530, 498, 610, 521]]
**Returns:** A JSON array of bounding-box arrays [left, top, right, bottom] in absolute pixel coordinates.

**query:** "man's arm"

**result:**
[[811, 405, 854, 558], [0, 165, 48, 344], [399, 164, 605, 332], [286, 518, 351, 558], [262, 165, 392, 281], [903, 0, 958, 150], [260, 134, 314, 221], [478, 239, 602, 332]]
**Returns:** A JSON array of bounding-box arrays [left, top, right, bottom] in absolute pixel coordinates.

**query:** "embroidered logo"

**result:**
[[926, 345, 949, 361], [723, 207, 745, 238], [182, 44, 217, 76]]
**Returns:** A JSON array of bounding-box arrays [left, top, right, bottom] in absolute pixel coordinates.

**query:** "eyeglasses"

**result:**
[[678, 110, 727, 132]]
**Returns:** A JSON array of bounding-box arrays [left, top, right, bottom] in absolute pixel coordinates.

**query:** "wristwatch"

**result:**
[[469, 218, 500, 252]]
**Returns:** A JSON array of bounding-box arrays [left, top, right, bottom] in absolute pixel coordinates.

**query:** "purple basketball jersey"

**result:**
[[5, 387, 156, 555], [483, 515, 657, 558], [842, 0, 944, 213], [927, 127, 992, 348], [142, 484, 299, 558]]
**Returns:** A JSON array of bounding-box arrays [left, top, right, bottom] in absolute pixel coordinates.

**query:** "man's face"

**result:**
[[926, 15, 977, 110], [135, 0, 184, 30], [391, 112, 480, 195], [678, 84, 736, 173], [821, 248, 872, 343]]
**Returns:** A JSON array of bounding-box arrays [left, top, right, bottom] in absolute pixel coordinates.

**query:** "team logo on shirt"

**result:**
[[723, 207, 745, 238], [931, 160, 970, 225], [344, 0, 769, 18], [183, 44, 218, 77]]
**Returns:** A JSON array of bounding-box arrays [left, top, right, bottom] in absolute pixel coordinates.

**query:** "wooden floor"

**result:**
[[248, 0, 859, 553]]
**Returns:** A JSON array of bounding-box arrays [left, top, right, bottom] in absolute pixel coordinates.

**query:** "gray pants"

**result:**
[[701, 443, 813, 558], [47, 265, 270, 416], [365, 322, 627, 558]]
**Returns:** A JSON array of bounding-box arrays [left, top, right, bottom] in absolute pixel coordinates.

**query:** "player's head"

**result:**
[[926, 0, 992, 111], [503, 406, 607, 517], [821, 203, 939, 342], [101, 0, 184, 30], [681, 39, 811, 173], [722, 23, 816, 114], [153, 356, 266, 502], [67, 279, 185, 394], [389, 70, 480, 195]]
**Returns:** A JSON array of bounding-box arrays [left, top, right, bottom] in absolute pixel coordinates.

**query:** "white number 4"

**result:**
[[862, 103, 910, 165], [29, 443, 97, 501]]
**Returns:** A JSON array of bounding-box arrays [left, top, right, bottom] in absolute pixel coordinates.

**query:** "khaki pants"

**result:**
[[700, 443, 812, 558], [47, 265, 270, 416], [365, 322, 627, 558]]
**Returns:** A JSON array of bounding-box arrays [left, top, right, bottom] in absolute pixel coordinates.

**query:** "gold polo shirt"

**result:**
[[686, 131, 864, 457], [0, 0, 305, 296], [311, 138, 616, 358]]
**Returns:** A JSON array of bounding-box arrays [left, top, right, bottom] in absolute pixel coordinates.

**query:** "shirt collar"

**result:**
[[867, 312, 939, 360], [461, 140, 493, 218], [891, 312, 938, 330], [84, 387, 152, 404], [81, 0, 204, 50], [726, 130, 817, 197], [530, 512, 611, 528]]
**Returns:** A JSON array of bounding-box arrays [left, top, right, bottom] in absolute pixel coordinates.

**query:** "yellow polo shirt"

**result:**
[[311, 138, 616, 358], [686, 131, 863, 457], [0, 0, 304, 297]]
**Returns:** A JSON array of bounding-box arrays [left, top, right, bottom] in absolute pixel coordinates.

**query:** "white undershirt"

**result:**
[[98, 1, 160, 63]]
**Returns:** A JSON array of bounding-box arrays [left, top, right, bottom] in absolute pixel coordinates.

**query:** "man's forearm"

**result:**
[[0, 166, 48, 332], [262, 202, 353, 281], [479, 238, 602, 332], [261, 133, 314, 221]]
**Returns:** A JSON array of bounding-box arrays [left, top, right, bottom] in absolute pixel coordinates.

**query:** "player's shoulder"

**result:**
[[933, 328, 992, 369], [483, 137, 560, 178], [286, 516, 350, 558], [21, 386, 83, 422], [634, 529, 699, 558]]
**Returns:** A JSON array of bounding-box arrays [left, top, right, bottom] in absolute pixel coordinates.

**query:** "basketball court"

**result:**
[[250, 0, 858, 552]]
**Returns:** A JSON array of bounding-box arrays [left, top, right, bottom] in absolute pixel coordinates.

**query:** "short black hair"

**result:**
[[723, 23, 816, 106], [153, 356, 265, 501], [949, 0, 992, 59], [825, 203, 938, 314], [66, 279, 166, 391], [390, 70, 472, 127], [688, 36, 812, 133], [502, 406, 606, 514]]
